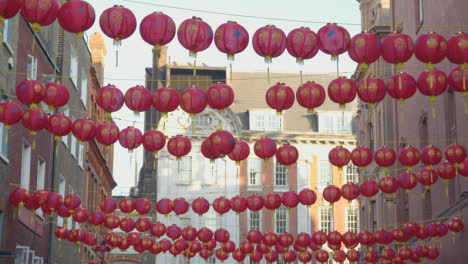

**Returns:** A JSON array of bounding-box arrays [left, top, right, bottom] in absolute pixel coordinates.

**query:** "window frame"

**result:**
[[57, 176, 66, 227], [27, 54, 38, 80], [248, 210, 262, 231], [318, 160, 332, 192], [20, 141, 32, 189], [70, 44, 78, 89], [415, 0, 424, 32], [247, 158, 262, 186], [177, 156, 192, 185], [36, 158, 46, 217], [274, 160, 288, 186], [275, 207, 289, 233], [344, 164, 359, 184], [319, 206, 333, 233], [249, 110, 282, 131], [2, 18, 14, 53], [78, 144, 84, 169], [80, 68, 88, 108], [345, 207, 358, 233], [61, 109, 69, 148], [0, 98, 9, 162]]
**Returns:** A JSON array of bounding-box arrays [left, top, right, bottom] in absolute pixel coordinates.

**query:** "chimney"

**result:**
[[89, 32, 107, 84]]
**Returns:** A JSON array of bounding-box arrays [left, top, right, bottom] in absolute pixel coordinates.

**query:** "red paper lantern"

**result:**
[[437, 222, 448, 238], [20, 0, 59, 33], [254, 138, 277, 161], [358, 230, 375, 248], [348, 32, 381, 70], [374, 146, 397, 172], [135, 217, 151, 233], [124, 85, 152, 114], [0, 101, 23, 129], [88, 210, 104, 226], [215, 248, 229, 262], [263, 193, 281, 211], [167, 135, 191, 160], [139, 11, 175, 52], [287, 27, 320, 64], [249, 249, 263, 262], [298, 250, 313, 263], [55, 226, 68, 240], [374, 229, 393, 246], [230, 195, 247, 214], [173, 238, 187, 251], [58, 0, 95, 38], [364, 249, 379, 262], [247, 194, 264, 212], [180, 86, 207, 116], [44, 192, 62, 212], [96, 84, 124, 116], [240, 240, 253, 254], [178, 16, 213, 58], [386, 72, 417, 103], [447, 32, 468, 66], [316, 250, 330, 263], [328, 77, 357, 108], [192, 197, 210, 216], [437, 161, 456, 183], [140, 237, 154, 251], [95, 123, 120, 147], [357, 76, 386, 108], [427, 247, 439, 261], [382, 247, 396, 260], [247, 229, 263, 244], [0, 0, 21, 26], [119, 126, 142, 151], [342, 232, 358, 249], [47, 113, 72, 141], [448, 218, 464, 233], [168, 244, 180, 256], [215, 21, 249, 61], [360, 180, 379, 199], [416, 225, 429, 241], [421, 145, 442, 169], [232, 248, 246, 262], [182, 226, 198, 241], [222, 240, 236, 254], [173, 198, 189, 216], [197, 227, 213, 244], [135, 198, 151, 216], [347, 249, 360, 262], [167, 224, 182, 240], [119, 217, 136, 233], [417, 168, 438, 189], [150, 222, 166, 238], [265, 250, 279, 263], [351, 146, 373, 171], [142, 129, 166, 157], [278, 232, 294, 248], [100, 197, 117, 214], [214, 228, 230, 244], [327, 231, 342, 245], [276, 144, 298, 167], [201, 139, 217, 162], [213, 196, 230, 216], [84, 232, 97, 247], [99, 5, 136, 45], [152, 87, 179, 117], [252, 25, 287, 63], [266, 82, 295, 114], [398, 172, 418, 192], [381, 32, 414, 68], [207, 130, 235, 157], [126, 232, 141, 247], [282, 191, 299, 209], [296, 232, 311, 247], [72, 118, 96, 144], [333, 250, 347, 263], [448, 66, 468, 99], [156, 198, 173, 216], [228, 141, 250, 165], [298, 188, 317, 206], [318, 23, 351, 60], [379, 175, 399, 196], [31, 190, 48, 210], [119, 197, 136, 214], [199, 248, 213, 260], [445, 144, 467, 166], [276, 244, 289, 254], [417, 69, 448, 106], [43, 81, 70, 111], [206, 83, 234, 113], [263, 232, 278, 247], [22, 107, 48, 135], [341, 183, 360, 202], [323, 185, 341, 205], [24, 192, 42, 213], [296, 81, 326, 113], [104, 214, 120, 229], [64, 194, 81, 212], [415, 32, 448, 71], [190, 241, 202, 254], [283, 250, 297, 263], [16, 79, 45, 107], [329, 146, 351, 168]]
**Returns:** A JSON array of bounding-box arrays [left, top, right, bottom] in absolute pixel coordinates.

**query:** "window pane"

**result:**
[[346, 208, 358, 233], [178, 156, 192, 184], [275, 162, 287, 186], [205, 209, 217, 231], [193, 115, 211, 127], [345, 164, 358, 184], [318, 161, 332, 192], [248, 159, 262, 185], [21, 142, 31, 189], [319, 207, 332, 233], [248, 210, 261, 231], [81, 68, 88, 107], [0, 123, 7, 157]]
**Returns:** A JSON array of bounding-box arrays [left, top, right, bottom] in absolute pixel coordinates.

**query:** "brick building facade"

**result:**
[[354, 0, 468, 263]]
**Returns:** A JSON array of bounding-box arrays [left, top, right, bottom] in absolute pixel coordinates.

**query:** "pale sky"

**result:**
[[86, 0, 362, 195]]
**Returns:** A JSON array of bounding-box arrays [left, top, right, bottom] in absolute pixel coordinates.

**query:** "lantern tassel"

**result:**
[[399, 72, 403, 91], [193, 59, 197, 77], [192, 120, 195, 134], [445, 180, 449, 197], [267, 66, 270, 84], [116, 49, 118, 67], [32, 138, 36, 150], [5, 129, 8, 145], [230, 63, 233, 83], [371, 109, 374, 127], [300, 70, 303, 87], [432, 105, 436, 119], [32, 32, 36, 54], [219, 120, 222, 129]]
